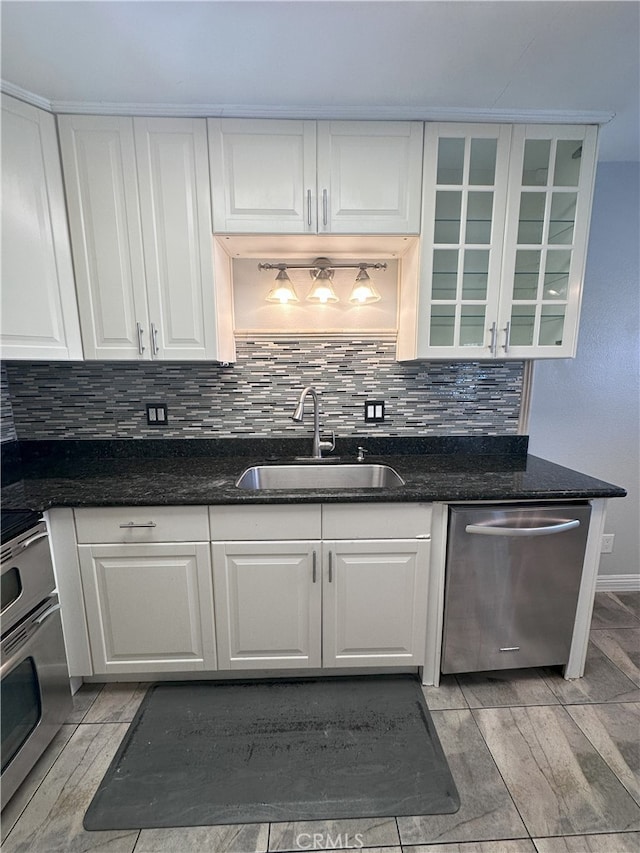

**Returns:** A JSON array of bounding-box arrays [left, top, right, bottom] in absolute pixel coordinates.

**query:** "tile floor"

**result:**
[[1, 591, 639, 853]]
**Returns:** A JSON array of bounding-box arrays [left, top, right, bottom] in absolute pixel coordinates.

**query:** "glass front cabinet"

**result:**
[[397, 123, 598, 360]]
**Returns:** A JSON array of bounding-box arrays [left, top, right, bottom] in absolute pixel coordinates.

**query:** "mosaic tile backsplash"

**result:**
[[1, 364, 17, 444], [3, 338, 524, 440]]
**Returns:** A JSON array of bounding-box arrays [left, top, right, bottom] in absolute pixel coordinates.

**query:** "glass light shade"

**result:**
[[307, 269, 339, 304], [266, 269, 299, 304], [349, 268, 381, 304]]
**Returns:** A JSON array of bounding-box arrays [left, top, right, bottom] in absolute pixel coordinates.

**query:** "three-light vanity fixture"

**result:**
[[259, 257, 386, 305]]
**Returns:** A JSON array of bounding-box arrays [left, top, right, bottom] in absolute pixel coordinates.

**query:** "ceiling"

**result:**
[[1, 1, 638, 161]]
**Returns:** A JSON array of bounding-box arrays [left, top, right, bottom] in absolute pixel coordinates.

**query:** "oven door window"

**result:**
[[1, 657, 41, 772], [1, 567, 23, 614]]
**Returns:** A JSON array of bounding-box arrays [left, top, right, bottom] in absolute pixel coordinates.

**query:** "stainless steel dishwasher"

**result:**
[[441, 503, 592, 674]]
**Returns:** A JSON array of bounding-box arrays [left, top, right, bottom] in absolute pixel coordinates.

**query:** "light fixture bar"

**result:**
[[258, 258, 387, 273]]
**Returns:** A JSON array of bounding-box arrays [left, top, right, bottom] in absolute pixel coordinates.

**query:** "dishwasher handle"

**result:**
[[465, 519, 581, 537]]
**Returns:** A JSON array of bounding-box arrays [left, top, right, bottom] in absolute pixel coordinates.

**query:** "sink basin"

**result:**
[[236, 463, 405, 490]]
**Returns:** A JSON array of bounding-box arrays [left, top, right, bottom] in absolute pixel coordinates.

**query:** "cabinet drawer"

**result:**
[[74, 506, 210, 543], [209, 504, 321, 541], [322, 503, 432, 539]]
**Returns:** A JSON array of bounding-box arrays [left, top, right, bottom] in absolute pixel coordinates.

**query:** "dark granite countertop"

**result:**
[[0, 437, 627, 510]]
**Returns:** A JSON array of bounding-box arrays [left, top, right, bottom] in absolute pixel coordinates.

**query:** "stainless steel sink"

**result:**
[[235, 463, 405, 490]]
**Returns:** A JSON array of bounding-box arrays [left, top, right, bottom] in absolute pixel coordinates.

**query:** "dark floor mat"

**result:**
[[84, 675, 460, 829]]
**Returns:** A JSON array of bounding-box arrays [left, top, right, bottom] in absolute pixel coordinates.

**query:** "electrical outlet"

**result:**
[[601, 533, 615, 554], [146, 403, 168, 426]]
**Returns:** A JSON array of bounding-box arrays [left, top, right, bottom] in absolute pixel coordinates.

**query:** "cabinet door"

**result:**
[[415, 123, 511, 358], [212, 541, 321, 669], [59, 115, 150, 359], [208, 118, 317, 233], [1, 96, 82, 360], [317, 121, 424, 234], [134, 118, 222, 360], [497, 125, 598, 358], [78, 543, 216, 674], [322, 539, 429, 667]]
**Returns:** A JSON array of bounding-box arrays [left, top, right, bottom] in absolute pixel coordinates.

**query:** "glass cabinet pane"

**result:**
[[549, 193, 577, 244], [432, 250, 458, 300], [539, 305, 566, 346], [462, 250, 489, 299], [437, 138, 465, 184], [517, 193, 546, 243], [430, 305, 456, 346], [522, 139, 551, 185], [512, 250, 541, 300], [543, 250, 571, 300], [510, 306, 536, 346], [460, 306, 486, 346], [434, 191, 462, 243], [465, 192, 493, 243], [554, 140, 582, 186], [469, 138, 497, 185]]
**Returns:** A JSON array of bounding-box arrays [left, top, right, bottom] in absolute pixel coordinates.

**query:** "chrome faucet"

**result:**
[[291, 386, 335, 459]]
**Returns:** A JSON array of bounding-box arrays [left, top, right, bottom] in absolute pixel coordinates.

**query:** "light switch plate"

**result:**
[[364, 400, 385, 423], [146, 403, 168, 426]]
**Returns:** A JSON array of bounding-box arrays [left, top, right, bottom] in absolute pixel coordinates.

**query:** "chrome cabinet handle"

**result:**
[[307, 189, 312, 227], [119, 522, 157, 529], [322, 189, 328, 227], [465, 519, 580, 537], [328, 551, 333, 583], [151, 323, 159, 356], [136, 322, 145, 355], [312, 550, 317, 583], [489, 321, 497, 356], [503, 321, 511, 353]]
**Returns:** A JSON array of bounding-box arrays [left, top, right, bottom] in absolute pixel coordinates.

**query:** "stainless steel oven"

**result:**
[[1, 511, 72, 810]]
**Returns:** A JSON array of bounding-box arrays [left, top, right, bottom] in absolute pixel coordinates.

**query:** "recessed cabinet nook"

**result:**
[[1, 95, 599, 363]]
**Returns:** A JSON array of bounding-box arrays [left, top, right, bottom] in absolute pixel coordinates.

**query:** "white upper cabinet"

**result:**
[[316, 121, 424, 234], [208, 118, 424, 234], [208, 119, 316, 233], [496, 125, 598, 358], [1, 95, 82, 360], [59, 115, 235, 361], [397, 123, 598, 361]]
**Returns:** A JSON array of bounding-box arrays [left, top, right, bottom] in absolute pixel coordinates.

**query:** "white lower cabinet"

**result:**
[[210, 503, 431, 671], [212, 541, 322, 669], [78, 541, 216, 675], [323, 540, 429, 667]]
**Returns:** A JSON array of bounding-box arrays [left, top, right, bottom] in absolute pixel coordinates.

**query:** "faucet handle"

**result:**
[[319, 431, 336, 453], [356, 446, 368, 462]]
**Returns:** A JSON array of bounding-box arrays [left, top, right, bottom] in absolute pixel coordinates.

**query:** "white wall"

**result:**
[[528, 162, 639, 583]]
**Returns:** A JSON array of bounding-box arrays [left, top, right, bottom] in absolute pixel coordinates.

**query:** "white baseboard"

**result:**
[[596, 574, 640, 592]]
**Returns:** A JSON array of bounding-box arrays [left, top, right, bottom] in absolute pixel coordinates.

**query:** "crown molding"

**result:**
[[1, 80, 53, 111], [1, 80, 615, 126]]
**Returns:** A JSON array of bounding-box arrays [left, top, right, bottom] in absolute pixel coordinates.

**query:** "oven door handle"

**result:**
[[19, 531, 49, 549], [1, 601, 60, 677], [34, 603, 61, 625]]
